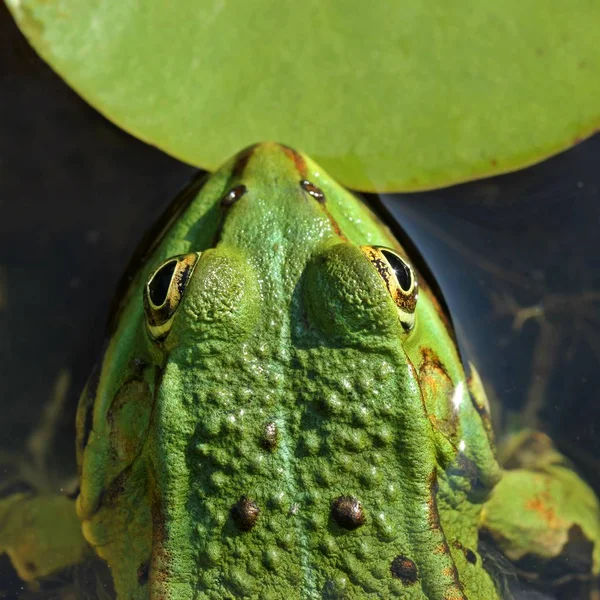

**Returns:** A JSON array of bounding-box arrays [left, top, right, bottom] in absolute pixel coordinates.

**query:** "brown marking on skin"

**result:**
[[232, 144, 259, 179], [321, 206, 346, 240], [426, 470, 468, 599], [419, 348, 460, 441], [420, 347, 447, 374], [150, 498, 172, 590], [427, 469, 441, 531], [434, 542, 450, 555], [525, 491, 564, 529], [490, 159, 498, 167], [275, 151, 345, 239], [280, 144, 308, 178], [98, 464, 133, 508], [390, 555, 418, 584], [443, 585, 467, 600]]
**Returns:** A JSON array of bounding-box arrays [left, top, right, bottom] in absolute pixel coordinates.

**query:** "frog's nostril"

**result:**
[[300, 180, 326, 203], [221, 184, 247, 207]]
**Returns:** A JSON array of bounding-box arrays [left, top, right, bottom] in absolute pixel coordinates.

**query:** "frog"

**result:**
[[1, 142, 599, 599]]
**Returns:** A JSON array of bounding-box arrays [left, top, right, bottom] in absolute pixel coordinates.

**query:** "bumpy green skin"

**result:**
[[75, 143, 506, 599]]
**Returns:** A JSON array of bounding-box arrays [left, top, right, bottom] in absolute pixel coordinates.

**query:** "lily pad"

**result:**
[[6, 0, 600, 191]]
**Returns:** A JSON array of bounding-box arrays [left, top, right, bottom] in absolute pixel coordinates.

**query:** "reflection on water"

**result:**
[[2, 4, 600, 599]]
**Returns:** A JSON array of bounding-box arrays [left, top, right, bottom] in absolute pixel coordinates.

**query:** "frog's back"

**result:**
[[76, 143, 501, 599]]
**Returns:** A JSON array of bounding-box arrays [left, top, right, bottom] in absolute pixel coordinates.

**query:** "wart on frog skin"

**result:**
[[331, 496, 366, 530], [231, 496, 260, 531]]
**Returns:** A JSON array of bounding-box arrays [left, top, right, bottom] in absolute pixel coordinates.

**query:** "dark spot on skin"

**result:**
[[221, 184, 247, 207], [261, 421, 278, 451], [390, 555, 418, 584], [490, 159, 498, 166], [137, 560, 150, 585], [231, 496, 260, 531], [331, 496, 366, 530], [452, 540, 477, 564], [300, 180, 325, 203]]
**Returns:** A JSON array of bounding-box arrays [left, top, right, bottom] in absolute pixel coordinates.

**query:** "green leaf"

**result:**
[[6, 0, 600, 191]]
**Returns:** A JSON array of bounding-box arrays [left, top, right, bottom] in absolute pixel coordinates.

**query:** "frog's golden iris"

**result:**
[[360, 245, 418, 331], [143, 252, 200, 342]]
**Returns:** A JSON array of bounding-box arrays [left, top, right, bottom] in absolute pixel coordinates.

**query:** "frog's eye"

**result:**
[[143, 252, 201, 342], [360, 246, 418, 331]]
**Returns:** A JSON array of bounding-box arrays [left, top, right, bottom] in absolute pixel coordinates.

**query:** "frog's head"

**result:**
[[77, 143, 499, 599]]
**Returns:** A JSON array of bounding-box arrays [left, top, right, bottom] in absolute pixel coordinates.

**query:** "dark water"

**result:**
[[2, 4, 600, 598]]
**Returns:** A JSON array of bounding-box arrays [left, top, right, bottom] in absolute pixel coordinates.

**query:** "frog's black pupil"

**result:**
[[149, 260, 177, 306], [382, 250, 412, 292]]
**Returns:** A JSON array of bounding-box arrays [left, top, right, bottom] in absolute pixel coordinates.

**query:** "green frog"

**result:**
[[1, 142, 600, 599]]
